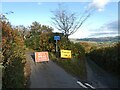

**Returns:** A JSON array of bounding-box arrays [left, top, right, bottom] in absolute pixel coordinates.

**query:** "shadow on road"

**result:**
[[31, 52, 35, 62]]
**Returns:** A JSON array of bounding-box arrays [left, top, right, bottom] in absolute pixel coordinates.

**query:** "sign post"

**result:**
[[56, 39, 58, 52], [54, 36, 60, 53]]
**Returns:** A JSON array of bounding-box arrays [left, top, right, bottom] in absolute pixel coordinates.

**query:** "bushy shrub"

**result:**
[[2, 21, 28, 88], [2, 44, 25, 88], [71, 42, 85, 60], [25, 22, 55, 52]]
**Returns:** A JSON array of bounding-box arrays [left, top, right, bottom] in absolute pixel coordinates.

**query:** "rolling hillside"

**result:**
[[77, 36, 120, 42]]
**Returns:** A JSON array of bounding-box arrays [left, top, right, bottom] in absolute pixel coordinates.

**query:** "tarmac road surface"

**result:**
[[27, 52, 82, 88]]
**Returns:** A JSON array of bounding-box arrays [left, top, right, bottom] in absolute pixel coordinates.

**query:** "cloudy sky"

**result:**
[[1, 0, 119, 38]]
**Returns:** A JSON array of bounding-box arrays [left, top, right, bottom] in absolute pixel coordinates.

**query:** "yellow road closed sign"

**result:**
[[61, 50, 71, 58]]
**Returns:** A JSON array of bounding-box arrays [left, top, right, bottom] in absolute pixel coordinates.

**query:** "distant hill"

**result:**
[[77, 36, 120, 42]]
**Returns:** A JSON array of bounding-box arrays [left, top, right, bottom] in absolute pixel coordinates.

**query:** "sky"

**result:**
[[1, 0, 119, 39]]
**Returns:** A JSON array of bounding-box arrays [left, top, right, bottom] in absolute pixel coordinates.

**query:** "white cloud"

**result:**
[[88, 0, 110, 12]]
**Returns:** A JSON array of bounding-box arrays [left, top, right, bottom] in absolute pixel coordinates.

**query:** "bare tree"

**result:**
[[51, 4, 95, 38]]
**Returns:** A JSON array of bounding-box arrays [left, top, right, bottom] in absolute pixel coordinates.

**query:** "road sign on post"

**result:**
[[35, 52, 49, 62], [61, 50, 71, 58], [54, 36, 60, 53], [54, 36, 60, 40]]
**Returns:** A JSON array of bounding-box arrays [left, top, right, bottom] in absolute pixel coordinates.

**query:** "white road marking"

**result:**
[[85, 83, 96, 89], [77, 81, 88, 88]]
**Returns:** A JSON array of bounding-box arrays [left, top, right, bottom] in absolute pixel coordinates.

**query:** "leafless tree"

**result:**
[[51, 4, 95, 38]]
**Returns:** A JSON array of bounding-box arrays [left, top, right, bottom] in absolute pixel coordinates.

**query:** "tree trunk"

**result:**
[[65, 34, 69, 40]]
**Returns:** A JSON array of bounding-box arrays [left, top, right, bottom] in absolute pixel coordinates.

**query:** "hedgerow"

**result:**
[[2, 21, 30, 88], [87, 42, 120, 76]]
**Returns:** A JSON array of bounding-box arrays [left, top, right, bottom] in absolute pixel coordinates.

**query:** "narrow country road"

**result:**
[[27, 52, 81, 88]]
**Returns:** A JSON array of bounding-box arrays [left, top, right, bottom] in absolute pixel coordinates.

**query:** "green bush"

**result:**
[[70, 42, 85, 59], [2, 43, 26, 88], [2, 21, 28, 88]]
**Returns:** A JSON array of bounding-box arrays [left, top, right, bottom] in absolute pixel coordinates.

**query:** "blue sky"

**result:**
[[1, 0, 119, 38]]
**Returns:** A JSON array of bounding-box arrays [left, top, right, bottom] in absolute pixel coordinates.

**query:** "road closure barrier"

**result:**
[[35, 52, 49, 62]]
